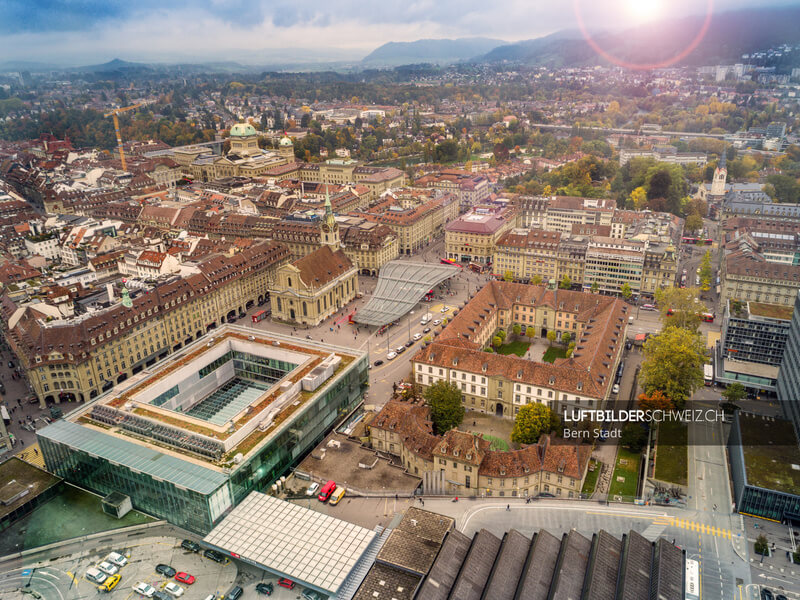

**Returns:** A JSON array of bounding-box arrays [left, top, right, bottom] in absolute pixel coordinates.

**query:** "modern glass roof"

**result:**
[[354, 261, 460, 327], [38, 419, 228, 495], [204, 492, 378, 595]]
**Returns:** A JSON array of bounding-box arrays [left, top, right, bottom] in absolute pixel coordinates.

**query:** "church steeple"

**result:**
[[711, 152, 728, 197], [320, 185, 340, 249]]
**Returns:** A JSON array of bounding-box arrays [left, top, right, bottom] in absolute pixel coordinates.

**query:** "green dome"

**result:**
[[279, 135, 293, 147], [230, 122, 257, 137]]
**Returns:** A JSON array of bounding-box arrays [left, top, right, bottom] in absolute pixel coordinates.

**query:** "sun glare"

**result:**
[[627, 0, 662, 23]]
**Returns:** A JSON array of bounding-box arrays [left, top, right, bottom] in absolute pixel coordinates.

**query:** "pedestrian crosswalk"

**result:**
[[653, 516, 733, 539], [17, 443, 46, 469]]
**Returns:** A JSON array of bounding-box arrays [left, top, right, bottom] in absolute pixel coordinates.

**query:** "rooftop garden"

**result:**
[[740, 414, 800, 495]]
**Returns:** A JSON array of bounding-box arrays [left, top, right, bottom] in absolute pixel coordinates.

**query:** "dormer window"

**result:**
[[549, 376, 556, 385]]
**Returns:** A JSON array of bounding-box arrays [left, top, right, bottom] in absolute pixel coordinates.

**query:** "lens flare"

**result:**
[[628, 0, 662, 23]]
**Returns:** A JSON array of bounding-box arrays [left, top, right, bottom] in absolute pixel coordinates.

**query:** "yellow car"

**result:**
[[99, 574, 121, 592]]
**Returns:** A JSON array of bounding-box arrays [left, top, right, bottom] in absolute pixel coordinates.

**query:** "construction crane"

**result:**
[[104, 103, 143, 172]]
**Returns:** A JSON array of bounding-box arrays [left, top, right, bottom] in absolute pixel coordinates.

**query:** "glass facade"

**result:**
[[723, 313, 790, 366], [37, 353, 368, 534], [199, 350, 297, 384], [150, 384, 179, 407], [777, 291, 800, 439]]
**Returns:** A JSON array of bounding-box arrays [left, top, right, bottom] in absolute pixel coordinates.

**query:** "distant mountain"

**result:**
[[362, 37, 505, 66], [72, 58, 152, 73], [476, 5, 800, 67]]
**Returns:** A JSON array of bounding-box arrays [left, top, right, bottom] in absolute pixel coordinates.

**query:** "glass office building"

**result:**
[[777, 291, 800, 439], [37, 328, 368, 534]]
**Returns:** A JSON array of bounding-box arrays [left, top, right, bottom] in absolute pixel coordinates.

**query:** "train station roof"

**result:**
[[354, 261, 460, 327]]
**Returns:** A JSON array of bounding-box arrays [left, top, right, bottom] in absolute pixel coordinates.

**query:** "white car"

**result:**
[[133, 582, 156, 598], [97, 561, 119, 576], [106, 552, 128, 567], [412, 333, 422, 341], [612, 384, 620, 395], [387, 351, 397, 360], [432, 319, 442, 326], [306, 482, 320, 496], [440, 306, 449, 313], [164, 582, 185, 598]]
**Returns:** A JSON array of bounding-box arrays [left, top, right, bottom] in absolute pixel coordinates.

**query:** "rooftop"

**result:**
[[746, 301, 794, 321], [0, 457, 62, 521], [204, 493, 378, 596], [739, 412, 800, 495]]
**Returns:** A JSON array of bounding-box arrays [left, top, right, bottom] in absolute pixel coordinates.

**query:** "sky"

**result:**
[[0, 0, 797, 66]]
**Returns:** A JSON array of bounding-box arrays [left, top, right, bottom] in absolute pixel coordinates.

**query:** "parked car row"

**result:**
[[85, 551, 129, 591], [309, 479, 346, 505]]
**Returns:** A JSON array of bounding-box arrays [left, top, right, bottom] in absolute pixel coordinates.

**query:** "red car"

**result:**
[[318, 480, 336, 502], [174, 572, 195, 585], [277, 578, 295, 589]]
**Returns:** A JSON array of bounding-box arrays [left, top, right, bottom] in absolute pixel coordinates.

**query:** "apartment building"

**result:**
[[493, 229, 561, 283], [544, 197, 616, 233], [721, 250, 800, 306], [445, 205, 517, 266], [4, 242, 291, 406]]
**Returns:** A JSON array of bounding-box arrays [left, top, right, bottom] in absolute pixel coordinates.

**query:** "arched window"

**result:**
[[287, 277, 293, 288], [302, 302, 307, 317]]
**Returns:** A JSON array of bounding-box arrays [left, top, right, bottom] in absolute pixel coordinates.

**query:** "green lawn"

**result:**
[[653, 420, 688, 486], [608, 448, 641, 500], [496, 341, 530, 356], [542, 346, 568, 363], [483, 435, 510, 451], [581, 459, 600, 496]]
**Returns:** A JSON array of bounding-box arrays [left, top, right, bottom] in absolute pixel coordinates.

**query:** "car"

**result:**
[[174, 572, 195, 585], [412, 333, 422, 341], [761, 590, 774, 600], [625, 340, 632, 350], [387, 352, 397, 360], [99, 574, 121, 592], [423, 327, 431, 333], [156, 564, 176, 578], [373, 359, 384, 367], [396, 346, 406, 354], [7, 361, 13, 368], [306, 482, 320, 496], [98, 561, 119, 576], [85, 568, 108, 584], [106, 551, 128, 567], [612, 384, 620, 395], [306, 334, 312, 339], [180, 540, 200, 553], [302, 589, 324, 600], [203, 549, 226, 563], [133, 582, 157, 598], [278, 578, 296, 590], [152, 592, 171, 600], [404, 339, 414, 347], [256, 582, 274, 595], [537, 492, 556, 498], [226, 587, 243, 600], [440, 306, 449, 313], [432, 319, 441, 326], [164, 582, 184, 598], [318, 480, 337, 502]]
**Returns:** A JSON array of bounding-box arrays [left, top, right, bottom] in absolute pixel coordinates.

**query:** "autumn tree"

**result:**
[[424, 380, 465, 435], [620, 282, 633, 300], [503, 270, 515, 282], [532, 274, 543, 285], [547, 330, 557, 346], [637, 390, 675, 412], [640, 326, 706, 406], [654, 287, 707, 332], [699, 250, 713, 292], [561, 331, 571, 345], [685, 212, 703, 234], [591, 281, 599, 293], [526, 326, 536, 339], [511, 403, 557, 444], [559, 274, 572, 290], [629, 186, 647, 210], [512, 324, 522, 337]]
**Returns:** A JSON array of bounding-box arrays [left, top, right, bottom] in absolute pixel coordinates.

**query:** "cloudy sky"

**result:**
[[0, 0, 796, 65]]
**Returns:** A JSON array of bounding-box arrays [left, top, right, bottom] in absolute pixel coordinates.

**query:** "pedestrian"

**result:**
[[506, 504, 510, 511]]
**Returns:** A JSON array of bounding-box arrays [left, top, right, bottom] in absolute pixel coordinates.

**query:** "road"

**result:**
[[530, 122, 728, 139]]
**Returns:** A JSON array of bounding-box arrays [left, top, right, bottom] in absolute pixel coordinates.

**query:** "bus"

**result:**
[[251, 310, 269, 323], [469, 262, 486, 274], [423, 289, 435, 302], [703, 364, 713, 386], [684, 558, 700, 600], [701, 313, 714, 323], [440, 258, 462, 268]]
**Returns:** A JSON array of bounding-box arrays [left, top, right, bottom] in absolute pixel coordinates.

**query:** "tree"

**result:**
[[512, 324, 522, 337], [699, 250, 712, 292], [654, 287, 707, 331], [685, 212, 703, 234], [497, 329, 507, 341], [754, 534, 769, 556], [620, 282, 632, 300], [620, 423, 647, 451], [591, 281, 599, 294], [629, 186, 647, 210], [511, 403, 556, 444], [503, 270, 515, 282], [637, 390, 674, 412], [561, 331, 571, 345], [424, 380, 465, 435], [559, 274, 572, 290], [532, 274, 543, 285], [547, 330, 557, 346], [525, 326, 536, 339], [640, 326, 706, 406], [492, 335, 503, 349], [722, 382, 747, 405]]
